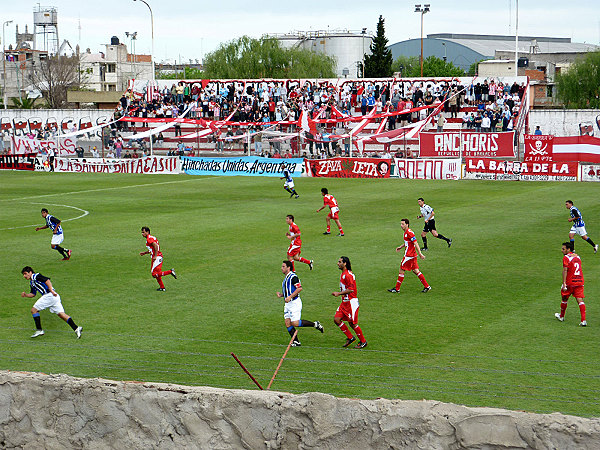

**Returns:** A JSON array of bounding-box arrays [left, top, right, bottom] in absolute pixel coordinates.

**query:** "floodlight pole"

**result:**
[[514, 0, 519, 77], [3, 20, 13, 109], [415, 5, 430, 77]]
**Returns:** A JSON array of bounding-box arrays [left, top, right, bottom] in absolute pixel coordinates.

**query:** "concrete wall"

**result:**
[[530, 109, 600, 136], [1, 371, 599, 449]]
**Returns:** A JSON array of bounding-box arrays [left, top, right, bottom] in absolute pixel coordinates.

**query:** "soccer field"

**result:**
[[1, 171, 599, 417]]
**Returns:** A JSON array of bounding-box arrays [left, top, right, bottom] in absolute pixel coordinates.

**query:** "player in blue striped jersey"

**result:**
[[280, 168, 299, 198], [566, 200, 598, 253], [276, 260, 323, 347], [36, 208, 72, 260], [20, 266, 82, 339]]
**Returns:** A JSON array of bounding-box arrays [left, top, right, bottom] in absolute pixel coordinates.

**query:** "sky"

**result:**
[[2, 1, 599, 63]]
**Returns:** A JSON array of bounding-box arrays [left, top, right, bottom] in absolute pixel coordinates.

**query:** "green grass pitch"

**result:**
[[1, 171, 599, 417]]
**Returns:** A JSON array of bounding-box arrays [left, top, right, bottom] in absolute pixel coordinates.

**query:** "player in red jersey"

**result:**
[[555, 241, 587, 326], [316, 188, 344, 236], [332, 256, 367, 349], [285, 215, 313, 271], [388, 218, 431, 293], [140, 226, 177, 291]]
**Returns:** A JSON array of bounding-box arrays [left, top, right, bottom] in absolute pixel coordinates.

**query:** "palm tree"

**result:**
[[11, 97, 38, 109]]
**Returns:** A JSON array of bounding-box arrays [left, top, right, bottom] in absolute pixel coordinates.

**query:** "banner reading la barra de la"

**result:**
[[420, 131, 515, 158], [464, 158, 578, 181], [180, 156, 303, 177], [306, 157, 391, 178], [54, 156, 180, 174], [0, 152, 37, 171]]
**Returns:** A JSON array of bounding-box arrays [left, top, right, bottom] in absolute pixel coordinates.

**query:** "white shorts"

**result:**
[[51, 234, 64, 246], [284, 298, 302, 322], [152, 256, 163, 272], [33, 292, 65, 314], [284, 180, 295, 189], [570, 225, 588, 236], [330, 206, 340, 215]]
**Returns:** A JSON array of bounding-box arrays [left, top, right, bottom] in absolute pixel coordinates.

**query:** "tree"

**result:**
[[202, 36, 336, 79], [33, 55, 81, 108], [363, 16, 393, 78], [11, 97, 39, 109], [158, 67, 205, 80], [391, 56, 420, 77], [556, 51, 600, 109], [392, 55, 465, 77]]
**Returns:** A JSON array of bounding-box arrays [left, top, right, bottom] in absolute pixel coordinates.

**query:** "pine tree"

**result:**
[[363, 16, 393, 78]]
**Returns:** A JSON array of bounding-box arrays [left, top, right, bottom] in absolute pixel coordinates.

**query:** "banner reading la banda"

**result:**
[[420, 131, 515, 158], [54, 156, 180, 174], [306, 158, 391, 178]]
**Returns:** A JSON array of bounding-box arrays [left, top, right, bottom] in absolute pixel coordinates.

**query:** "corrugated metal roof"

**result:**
[[441, 37, 600, 57]]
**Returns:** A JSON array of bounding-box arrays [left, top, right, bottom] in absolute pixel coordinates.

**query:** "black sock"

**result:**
[[55, 245, 67, 257], [587, 237, 596, 247], [292, 189, 298, 196], [67, 317, 78, 331], [422, 236, 428, 248], [33, 315, 42, 330], [284, 187, 292, 194], [437, 234, 450, 242], [287, 326, 296, 338], [570, 239, 575, 249], [298, 320, 314, 327]]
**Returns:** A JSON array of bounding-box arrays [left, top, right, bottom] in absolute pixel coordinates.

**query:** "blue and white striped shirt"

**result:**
[[45, 214, 63, 235], [570, 206, 585, 227], [282, 271, 301, 301], [30, 273, 52, 296], [283, 169, 293, 183]]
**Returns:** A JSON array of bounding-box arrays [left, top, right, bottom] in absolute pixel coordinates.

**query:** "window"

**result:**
[[107, 64, 116, 73]]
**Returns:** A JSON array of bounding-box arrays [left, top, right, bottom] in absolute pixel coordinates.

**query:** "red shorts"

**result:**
[[400, 256, 418, 272], [287, 244, 301, 257], [562, 284, 584, 299], [334, 298, 360, 324], [151, 257, 163, 276], [328, 211, 339, 220]]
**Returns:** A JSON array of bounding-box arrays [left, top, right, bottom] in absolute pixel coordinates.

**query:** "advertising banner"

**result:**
[[464, 158, 578, 181], [180, 156, 304, 177], [393, 158, 461, 180], [0, 152, 37, 171], [305, 158, 391, 178], [11, 135, 77, 156], [54, 156, 180, 174], [580, 164, 600, 182], [524, 134, 554, 162], [419, 131, 515, 158]]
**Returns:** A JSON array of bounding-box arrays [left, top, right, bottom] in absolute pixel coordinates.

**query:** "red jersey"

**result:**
[[146, 235, 163, 258], [323, 194, 339, 210], [339, 269, 357, 301], [288, 222, 302, 246], [403, 228, 418, 258], [563, 252, 584, 286]]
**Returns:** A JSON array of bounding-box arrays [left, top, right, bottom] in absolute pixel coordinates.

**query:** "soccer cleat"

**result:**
[[580, 320, 587, 327], [448, 239, 453, 248], [67, 249, 72, 259], [422, 286, 432, 293], [31, 330, 44, 338], [388, 288, 399, 293], [555, 313, 564, 322], [171, 269, 177, 279], [314, 321, 324, 333], [157, 288, 166, 291], [342, 336, 356, 348], [323, 231, 331, 235], [291, 341, 302, 347], [422, 247, 428, 252], [309, 260, 314, 270], [295, 195, 299, 199], [595, 245, 599, 254], [355, 341, 368, 349], [337, 233, 345, 237], [75, 326, 82, 339]]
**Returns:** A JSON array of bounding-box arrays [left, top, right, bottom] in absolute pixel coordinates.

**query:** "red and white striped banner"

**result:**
[[553, 135, 600, 163]]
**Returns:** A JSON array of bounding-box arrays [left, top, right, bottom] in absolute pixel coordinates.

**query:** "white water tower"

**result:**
[[33, 5, 59, 54]]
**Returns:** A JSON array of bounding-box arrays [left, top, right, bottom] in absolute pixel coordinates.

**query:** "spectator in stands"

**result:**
[[534, 125, 543, 135], [123, 150, 132, 158], [436, 114, 446, 133], [481, 114, 491, 133], [474, 113, 483, 132]]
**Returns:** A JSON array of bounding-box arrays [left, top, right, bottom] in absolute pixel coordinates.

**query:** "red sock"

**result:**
[[353, 325, 366, 343], [299, 257, 310, 264], [579, 301, 586, 321], [560, 300, 568, 318], [159, 270, 172, 277], [418, 273, 429, 288], [156, 276, 165, 289], [327, 225, 331, 232], [395, 273, 405, 290], [339, 227, 344, 234], [338, 322, 354, 339]]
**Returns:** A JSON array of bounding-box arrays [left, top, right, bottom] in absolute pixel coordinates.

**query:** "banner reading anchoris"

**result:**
[[54, 156, 180, 174], [306, 158, 391, 178], [393, 158, 461, 180], [180, 156, 303, 177], [420, 131, 515, 158]]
